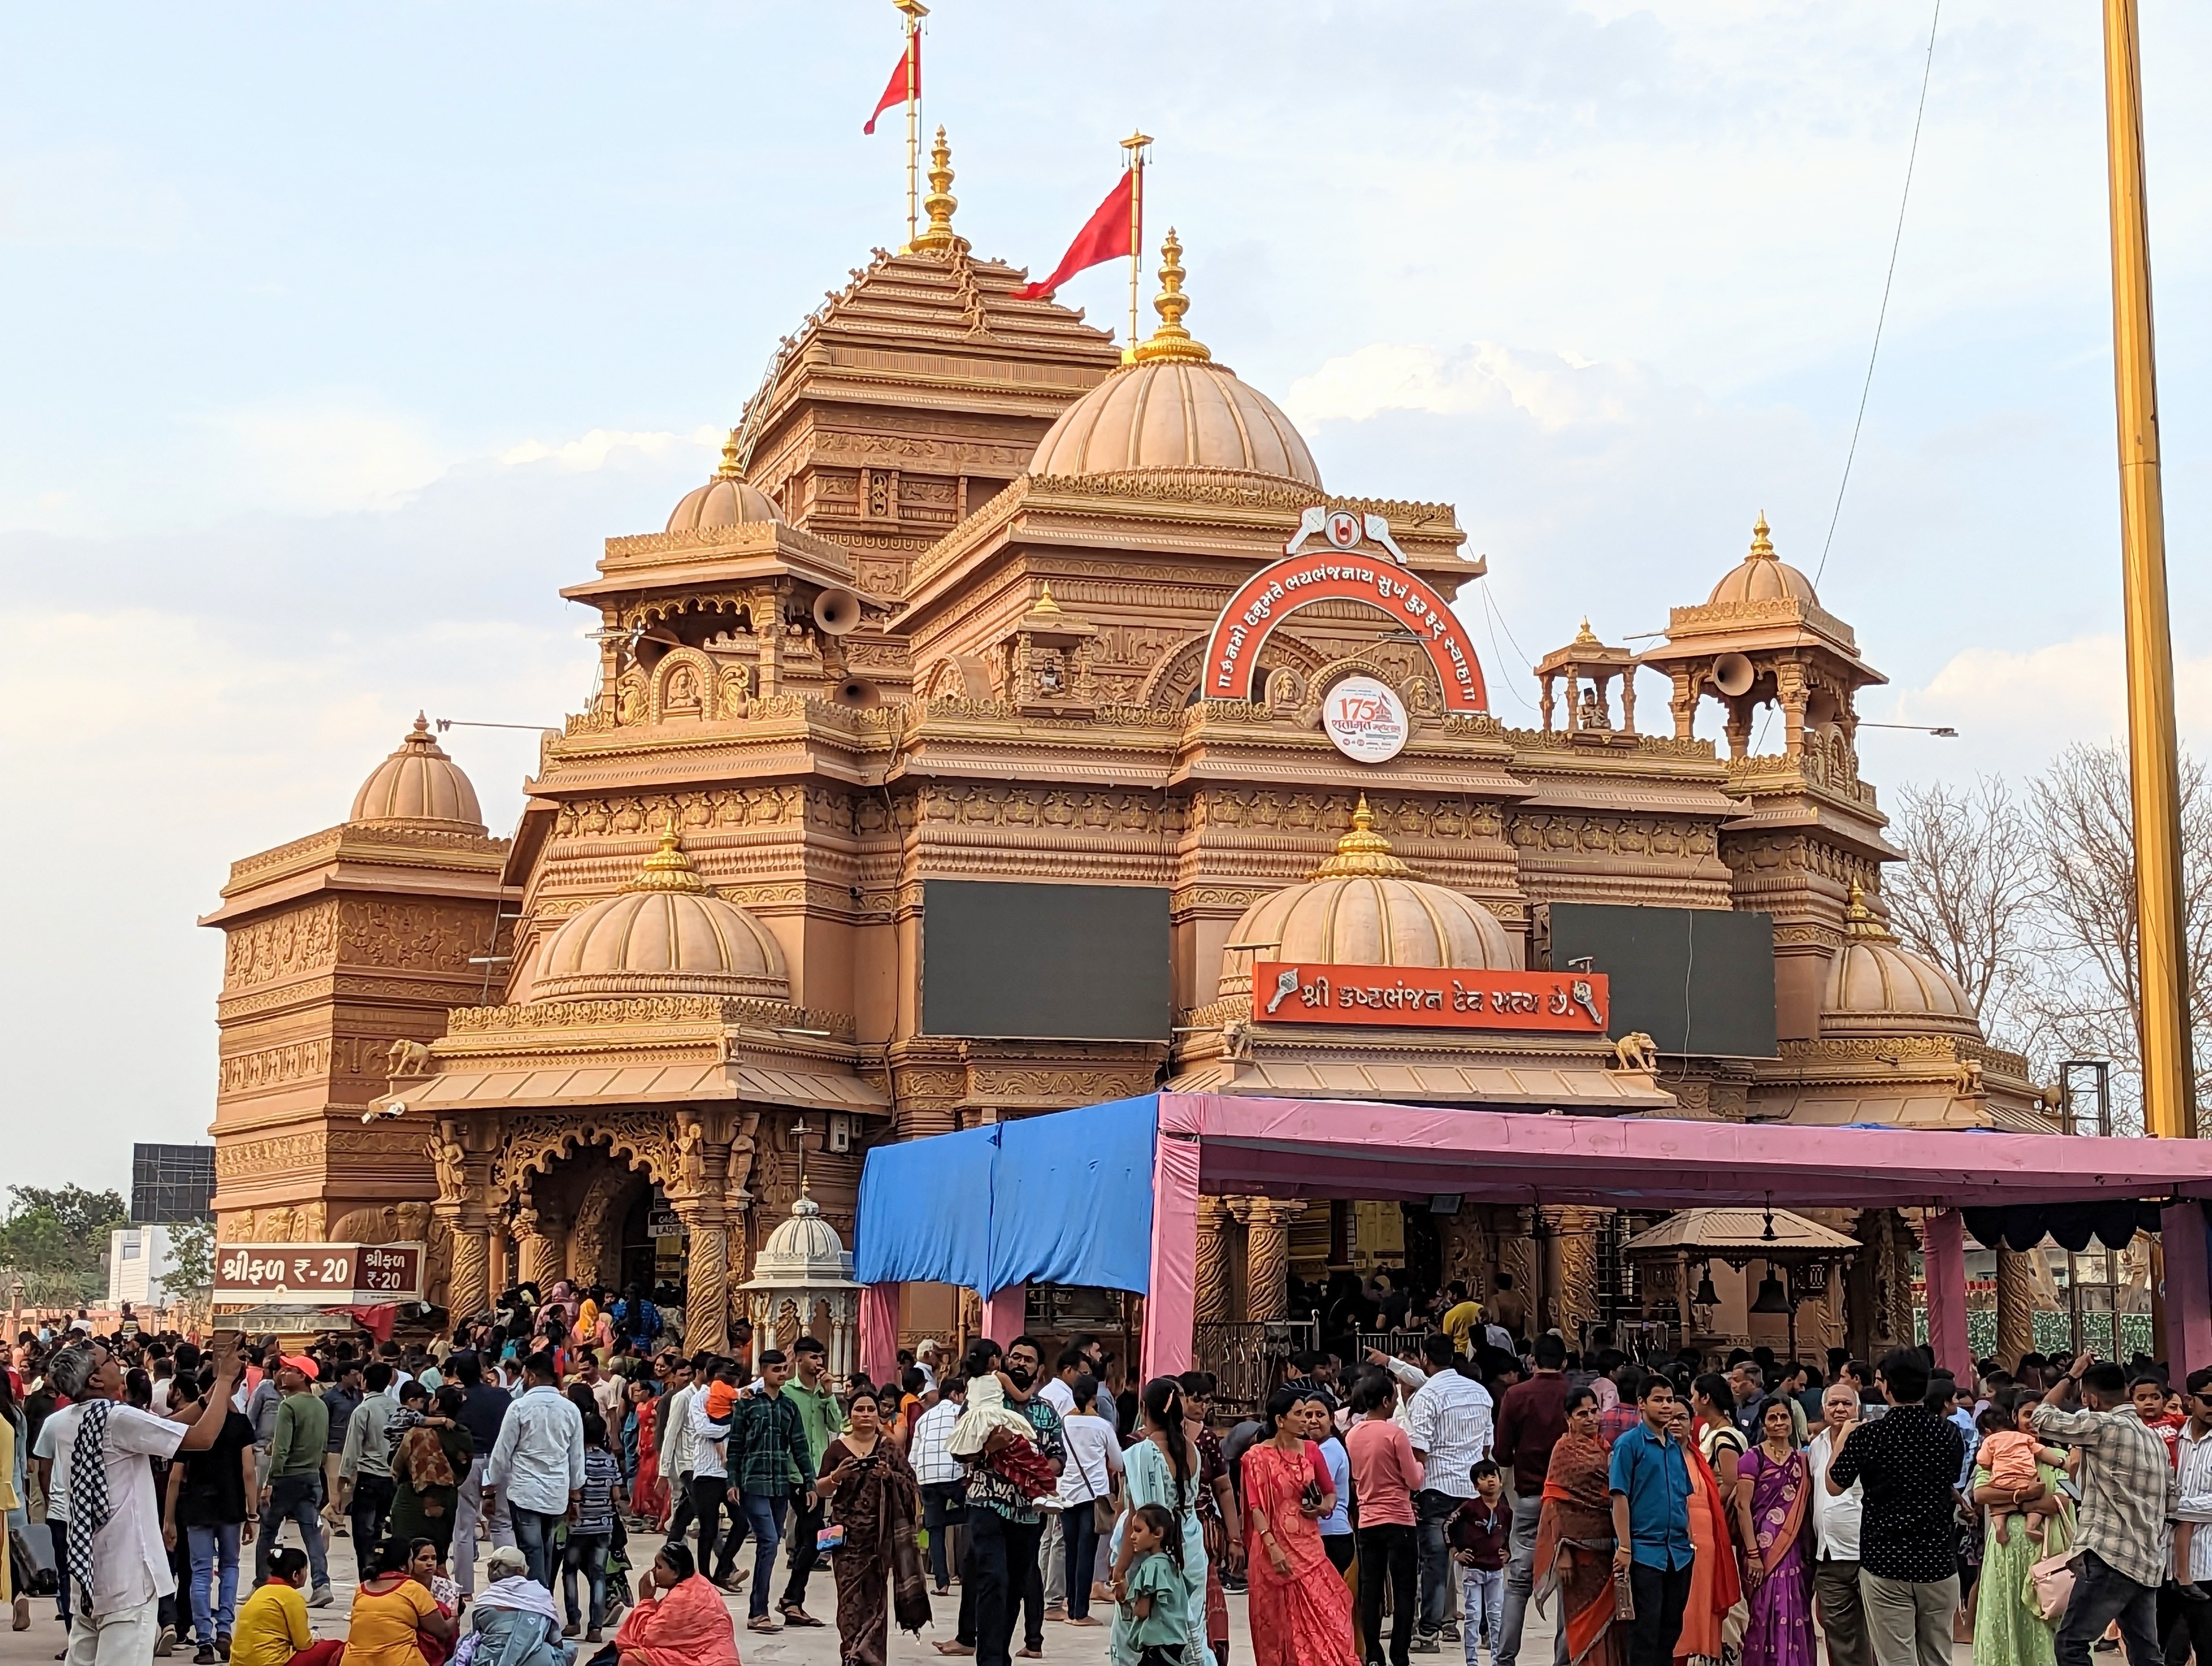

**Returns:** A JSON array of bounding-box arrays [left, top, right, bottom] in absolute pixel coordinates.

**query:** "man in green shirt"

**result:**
[[775, 1337, 846, 1627], [254, 1355, 333, 1599]]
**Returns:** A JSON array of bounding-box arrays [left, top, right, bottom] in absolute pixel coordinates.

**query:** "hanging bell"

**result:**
[[1692, 1269, 1722, 1308], [1748, 1271, 1792, 1315]]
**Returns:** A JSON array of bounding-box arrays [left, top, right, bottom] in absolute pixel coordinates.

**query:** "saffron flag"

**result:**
[[1014, 170, 1135, 300], [863, 36, 917, 135]]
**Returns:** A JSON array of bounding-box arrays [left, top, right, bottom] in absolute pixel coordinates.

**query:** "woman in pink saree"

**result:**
[[1737, 1399, 1816, 1666], [1240, 1388, 1358, 1666]]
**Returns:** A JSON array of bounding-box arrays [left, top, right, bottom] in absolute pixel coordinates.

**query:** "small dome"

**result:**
[[350, 714, 485, 831], [745, 1187, 857, 1288], [1820, 883, 1980, 1039], [1707, 514, 1818, 607], [666, 430, 785, 534], [1218, 797, 1517, 1001], [535, 825, 789, 1002], [1030, 230, 1320, 490]]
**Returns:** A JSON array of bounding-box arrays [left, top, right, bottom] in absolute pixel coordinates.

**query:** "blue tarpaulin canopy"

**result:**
[[854, 1095, 1159, 1295]]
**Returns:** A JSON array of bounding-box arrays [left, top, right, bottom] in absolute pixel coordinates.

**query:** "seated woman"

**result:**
[[608, 1542, 738, 1666], [342, 1539, 458, 1666], [457, 1547, 573, 1666]]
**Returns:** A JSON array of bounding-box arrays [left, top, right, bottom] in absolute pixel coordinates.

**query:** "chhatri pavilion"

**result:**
[[201, 136, 2056, 1366]]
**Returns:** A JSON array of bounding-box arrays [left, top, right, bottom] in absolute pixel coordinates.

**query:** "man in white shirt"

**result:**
[[658, 1358, 700, 1546], [2166, 1367, 2212, 1666], [911, 1378, 966, 1595], [1408, 1332, 1495, 1654], [483, 1351, 585, 1591], [914, 1340, 943, 1394], [1805, 1382, 1871, 1666], [46, 1332, 245, 1666]]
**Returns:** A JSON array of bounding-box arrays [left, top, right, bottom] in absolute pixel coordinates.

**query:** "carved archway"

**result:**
[[1203, 553, 1487, 710], [492, 1113, 676, 1201]]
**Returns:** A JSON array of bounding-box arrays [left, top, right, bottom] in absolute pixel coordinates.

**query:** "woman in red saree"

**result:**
[[1532, 1387, 1623, 1666], [1669, 1399, 1744, 1666], [627, 1381, 665, 1526], [611, 1541, 741, 1666], [1240, 1387, 1359, 1666]]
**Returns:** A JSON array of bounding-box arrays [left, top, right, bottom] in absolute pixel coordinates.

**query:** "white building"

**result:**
[[106, 1224, 181, 1309]]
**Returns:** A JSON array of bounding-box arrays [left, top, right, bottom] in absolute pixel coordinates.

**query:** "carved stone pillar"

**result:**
[[755, 591, 782, 697], [515, 1208, 560, 1287], [1232, 1199, 1306, 1324], [1545, 1206, 1604, 1343], [1195, 1197, 1233, 1327], [1847, 1208, 1917, 1360], [1995, 1247, 2037, 1372], [680, 1203, 729, 1355], [1777, 662, 1809, 760], [1670, 671, 1696, 742], [1497, 1208, 1540, 1326], [432, 1121, 494, 1321]]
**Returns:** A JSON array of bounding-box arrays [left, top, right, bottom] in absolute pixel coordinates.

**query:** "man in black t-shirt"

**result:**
[[1823, 1349, 1964, 1666], [163, 1367, 258, 1665]]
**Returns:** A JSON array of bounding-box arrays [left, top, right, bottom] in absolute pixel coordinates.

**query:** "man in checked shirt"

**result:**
[[2031, 1353, 2179, 1666]]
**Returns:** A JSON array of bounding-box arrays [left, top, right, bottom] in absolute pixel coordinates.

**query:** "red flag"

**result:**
[[1015, 170, 1135, 300], [863, 35, 918, 135]]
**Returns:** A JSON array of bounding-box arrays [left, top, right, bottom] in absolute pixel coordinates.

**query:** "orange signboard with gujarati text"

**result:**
[[211, 1242, 423, 1306], [1252, 961, 1610, 1033]]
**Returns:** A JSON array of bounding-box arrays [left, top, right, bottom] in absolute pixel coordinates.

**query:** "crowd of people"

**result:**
[[9, 1281, 2212, 1666]]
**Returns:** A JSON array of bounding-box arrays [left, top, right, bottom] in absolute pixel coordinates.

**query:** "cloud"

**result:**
[[192, 404, 456, 516], [1286, 341, 1651, 431], [500, 425, 722, 471]]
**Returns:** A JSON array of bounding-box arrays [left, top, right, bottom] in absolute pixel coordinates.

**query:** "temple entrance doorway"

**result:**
[[507, 1138, 659, 1304]]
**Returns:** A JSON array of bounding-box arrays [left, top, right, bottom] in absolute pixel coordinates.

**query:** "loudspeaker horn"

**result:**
[[813, 587, 864, 636], [1711, 652, 1756, 697], [1804, 688, 1841, 734], [832, 677, 882, 709]]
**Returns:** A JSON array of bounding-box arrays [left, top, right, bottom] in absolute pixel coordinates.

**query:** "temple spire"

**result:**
[[909, 126, 970, 255], [1130, 229, 1212, 364]]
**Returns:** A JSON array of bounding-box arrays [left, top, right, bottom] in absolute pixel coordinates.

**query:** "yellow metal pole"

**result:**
[[896, 0, 928, 251], [1122, 131, 1152, 358], [2102, 0, 2194, 1139]]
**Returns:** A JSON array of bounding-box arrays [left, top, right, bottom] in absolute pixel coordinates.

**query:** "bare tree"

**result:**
[[1883, 776, 2039, 1053], [2018, 743, 2212, 1133]]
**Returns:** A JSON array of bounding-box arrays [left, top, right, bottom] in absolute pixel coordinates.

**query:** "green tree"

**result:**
[[0, 1183, 128, 1305], [160, 1218, 215, 1304]]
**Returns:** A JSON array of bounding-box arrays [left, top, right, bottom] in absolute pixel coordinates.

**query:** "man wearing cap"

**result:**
[[253, 1356, 332, 1604], [45, 1332, 246, 1666]]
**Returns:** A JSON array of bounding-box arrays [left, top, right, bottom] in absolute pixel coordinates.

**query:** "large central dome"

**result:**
[[534, 826, 790, 1002], [1030, 230, 1320, 490], [1217, 798, 1516, 1001]]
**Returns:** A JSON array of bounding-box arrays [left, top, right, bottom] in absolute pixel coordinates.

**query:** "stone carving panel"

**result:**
[[223, 900, 342, 991]]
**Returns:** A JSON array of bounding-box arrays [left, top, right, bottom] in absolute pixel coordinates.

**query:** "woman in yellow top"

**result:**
[[232, 1548, 344, 1666], [343, 1539, 457, 1666], [1, 1369, 25, 1631]]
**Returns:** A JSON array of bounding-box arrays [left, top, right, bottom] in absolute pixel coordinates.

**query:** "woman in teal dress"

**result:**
[[1109, 1378, 1208, 1666], [1970, 1393, 2074, 1666]]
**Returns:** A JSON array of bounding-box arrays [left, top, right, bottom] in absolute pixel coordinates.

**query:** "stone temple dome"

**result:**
[[349, 714, 486, 831], [1218, 797, 1517, 1001], [1707, 514, 1818, 606], [1820, 883, 1980, 1039], [666, 430, 785, 535], [1030, 230, 1320, 490], [751, 1185, 856, 1284], [533, 825, 790, 1002]]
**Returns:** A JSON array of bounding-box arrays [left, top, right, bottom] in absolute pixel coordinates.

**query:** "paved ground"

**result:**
[[0, 1524, 1982, 1666]]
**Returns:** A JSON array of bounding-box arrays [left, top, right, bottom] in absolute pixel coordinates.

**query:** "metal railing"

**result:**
[[1194, 1318, 1320, 1414]]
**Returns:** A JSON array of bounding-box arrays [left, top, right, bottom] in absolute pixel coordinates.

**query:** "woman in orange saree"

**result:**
[[1669, 1400, 1744, 1666], [1532, 1387, 1623, 1666], [1240, 1388, 1359, 1666]]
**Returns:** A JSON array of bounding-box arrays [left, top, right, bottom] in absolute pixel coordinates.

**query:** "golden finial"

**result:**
[[1749, 512, 1775, 560], [1130, 228, 1212, 364], [716, 428, 743, 479], [909, 126, 970, 255], [624, 818, 709, 895], [1311, 794, 1416, 879], [1843, 879, 1884, 937], [1573, 617, 1599, 645], [1034, 582, 1063, 615]]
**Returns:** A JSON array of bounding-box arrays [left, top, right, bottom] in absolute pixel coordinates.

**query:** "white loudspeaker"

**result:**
[[827, 1113, 853, 1154], [1711, 652, 1756, 697], [814, 587, 864, 636], [833, 677, 882, 709]]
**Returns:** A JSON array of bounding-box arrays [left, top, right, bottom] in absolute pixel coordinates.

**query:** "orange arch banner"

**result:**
[[1203, 552, 1488, 710]]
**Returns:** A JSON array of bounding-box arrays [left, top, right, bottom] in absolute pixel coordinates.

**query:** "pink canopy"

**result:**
[[1141, 1093, 2212, 1381]]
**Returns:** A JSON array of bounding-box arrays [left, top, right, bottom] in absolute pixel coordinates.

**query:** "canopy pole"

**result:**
[[1924, 1210, 1972, 1383]]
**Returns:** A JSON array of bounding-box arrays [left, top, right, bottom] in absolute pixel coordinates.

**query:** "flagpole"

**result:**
[[896, 0, 929, 251], [1121, 131, 1152, 357]]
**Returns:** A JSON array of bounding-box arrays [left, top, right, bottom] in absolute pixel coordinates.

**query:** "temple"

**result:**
[[202, 134, 2063, 1368]]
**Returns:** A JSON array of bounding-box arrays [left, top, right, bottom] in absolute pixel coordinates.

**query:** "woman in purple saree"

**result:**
[[1738, 1397, 1816, 1666]]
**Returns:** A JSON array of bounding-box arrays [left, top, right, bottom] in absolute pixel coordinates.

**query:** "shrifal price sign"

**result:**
[[1253, 962, 1610, 1033], [213, 1242, 423, 1305]]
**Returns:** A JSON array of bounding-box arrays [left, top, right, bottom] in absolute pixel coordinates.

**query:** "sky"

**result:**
[[5, 0, 2211, 1194]]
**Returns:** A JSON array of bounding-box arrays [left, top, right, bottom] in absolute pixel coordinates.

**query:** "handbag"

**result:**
[[2028, 1550, 2076, 1624], [818, 1520, 847, 1555], [1094, 1494, 1118, 1533]]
